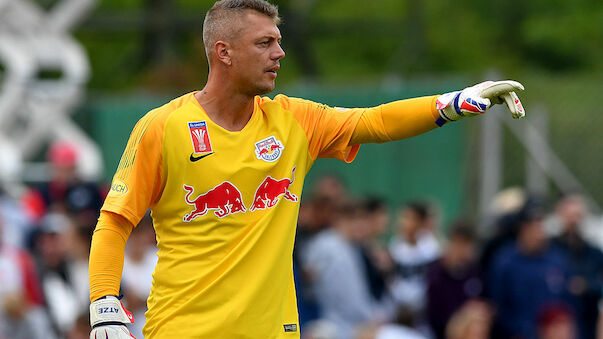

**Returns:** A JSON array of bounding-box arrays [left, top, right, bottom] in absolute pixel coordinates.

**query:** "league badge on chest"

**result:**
[[255, 136, 284, 162], [188, 121, 213, 155]]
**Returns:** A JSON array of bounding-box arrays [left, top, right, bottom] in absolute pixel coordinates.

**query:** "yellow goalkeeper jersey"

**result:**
[[101, 92, 363, 338]]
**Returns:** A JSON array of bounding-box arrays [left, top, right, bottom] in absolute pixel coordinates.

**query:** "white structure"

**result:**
[[0, 0, 100, 194], [478, 72, 601, 225]]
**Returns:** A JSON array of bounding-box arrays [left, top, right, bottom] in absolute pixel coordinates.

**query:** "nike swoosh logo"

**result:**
[[190, 153, 213, 162]]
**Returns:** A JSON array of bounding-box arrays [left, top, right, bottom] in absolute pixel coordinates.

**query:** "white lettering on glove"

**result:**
[[89, 296, 136, 339]]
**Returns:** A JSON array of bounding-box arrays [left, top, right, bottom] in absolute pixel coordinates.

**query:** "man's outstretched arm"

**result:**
[[350, 95, 440, 144], [351, 80, 525, 144]]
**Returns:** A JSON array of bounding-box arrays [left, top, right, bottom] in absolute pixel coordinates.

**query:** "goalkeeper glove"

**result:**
[[89, 296, 136, 339], [435, 80, 525, 126]]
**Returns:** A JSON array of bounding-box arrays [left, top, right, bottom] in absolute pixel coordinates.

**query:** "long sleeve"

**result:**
[[350, 95, 441, 145], [89, 211, 133, 302]]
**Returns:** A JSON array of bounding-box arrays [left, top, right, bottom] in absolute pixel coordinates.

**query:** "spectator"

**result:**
[[536, 303, 577, 339], [0, 186, 34, 248], [122, 213, 158, 338], [445, 300, 493, 339], [304, 200, 380, 339], [0, 212, 54, 339], [426, 220, 483, 339], [64, 221, 92, 310], [312, 174, 348, 203], [65, 312, 91, 339], [389, 201, 440, 311], [301, 319, 338, 339], [373, 305, 428, 339], [359, 197, 394, 304], [488, 201, 574, 339], [32, 212, 88, 336], [296, 176, 349, 330], [479, 187, 527, 299], [294, 198, 322, 328], [551, 194, 603, 339], [28, 141, 104, 228]]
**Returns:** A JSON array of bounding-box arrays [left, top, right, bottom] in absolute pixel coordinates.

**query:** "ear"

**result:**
[[214, 41, 232, 66]]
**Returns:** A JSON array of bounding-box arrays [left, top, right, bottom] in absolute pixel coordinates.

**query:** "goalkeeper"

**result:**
[[88, 0, 525, 338]]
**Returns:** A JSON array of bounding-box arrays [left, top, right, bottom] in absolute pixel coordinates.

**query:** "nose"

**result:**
[[272, 43, 285, 60]]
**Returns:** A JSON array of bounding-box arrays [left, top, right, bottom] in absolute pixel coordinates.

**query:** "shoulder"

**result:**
[[267, 94, 296, 108], [135, 92, 197, 134], [265, 94, 327, 112], [418, 232, 441, 257], [308, 230, 343, 254], [146, 92, 196, 122]]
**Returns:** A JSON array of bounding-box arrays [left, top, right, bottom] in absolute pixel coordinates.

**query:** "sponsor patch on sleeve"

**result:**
[[108, 179, 128, 197]]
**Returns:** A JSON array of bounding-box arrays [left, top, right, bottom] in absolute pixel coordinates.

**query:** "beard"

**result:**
[[237, 71, 276, 97], [244, 81, 274, 97]]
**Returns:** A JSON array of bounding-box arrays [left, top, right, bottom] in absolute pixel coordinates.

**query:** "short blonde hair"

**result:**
[[203, 0, 280, 57]]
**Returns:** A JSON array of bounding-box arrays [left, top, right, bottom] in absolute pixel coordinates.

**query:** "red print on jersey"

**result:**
[[188, 121, 213, 154], [182, 182, 246, 221], [250, 167, 298, 211]]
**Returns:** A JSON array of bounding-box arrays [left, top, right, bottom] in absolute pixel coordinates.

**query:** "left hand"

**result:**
[[436, 80, 525, 124]]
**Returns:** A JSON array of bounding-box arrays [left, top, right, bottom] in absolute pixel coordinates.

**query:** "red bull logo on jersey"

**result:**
[[188, 121, 213, 154], [182, 167, 299, 220], [254, 136, 284, 162], [182, 181, 246, 221], [250, 167, 297, 211]]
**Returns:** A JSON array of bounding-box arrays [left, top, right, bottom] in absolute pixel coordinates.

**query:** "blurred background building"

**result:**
[[0, 0, 602, 338]]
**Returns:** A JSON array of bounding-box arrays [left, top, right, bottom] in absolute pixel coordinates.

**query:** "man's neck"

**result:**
[[195, 82, 255, 132]]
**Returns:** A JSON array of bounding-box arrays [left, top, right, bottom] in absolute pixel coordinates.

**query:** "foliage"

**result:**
[[46, 0, 602, 91]]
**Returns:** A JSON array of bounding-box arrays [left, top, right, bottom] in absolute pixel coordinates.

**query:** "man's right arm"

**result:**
[[88, 211, 137, 338], [88, 104, 169, 338], [89, 104, 168, 298], [89, 211, 133, 302]]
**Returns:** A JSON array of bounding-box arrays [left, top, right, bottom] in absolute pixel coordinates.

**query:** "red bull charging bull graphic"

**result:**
[[182, 181, 246, 221], [250, 167, 297, 211]]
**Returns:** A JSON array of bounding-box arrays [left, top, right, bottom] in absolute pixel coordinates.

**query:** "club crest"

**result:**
[[255, 136, 284, 162], [188, 121, 213, 154]]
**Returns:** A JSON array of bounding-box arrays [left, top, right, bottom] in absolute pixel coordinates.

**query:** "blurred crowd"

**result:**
[[0, 142, 602, 339], [0, 142, 158, 339], [296, 177, 603, 339]]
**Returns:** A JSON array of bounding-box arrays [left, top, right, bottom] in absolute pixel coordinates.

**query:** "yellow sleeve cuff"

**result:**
[[350, 95, 440, 144]]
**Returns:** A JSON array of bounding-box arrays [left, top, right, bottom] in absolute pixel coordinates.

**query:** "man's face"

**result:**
[[446, 236, 476, 269], [399, 208, 421, 238], [229, 11, 285, 96], [558, 196, 585, 231], [519, 217, 546, 254]]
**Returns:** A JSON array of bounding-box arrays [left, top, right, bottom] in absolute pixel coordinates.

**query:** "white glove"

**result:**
[[90, 296, 136, 339], [435, 80, 525, 125]]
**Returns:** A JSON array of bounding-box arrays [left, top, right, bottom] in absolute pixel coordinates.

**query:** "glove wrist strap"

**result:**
[[92, 321, 131, 329], [436, 91, 464, 122], [90, 296, 134, 327]]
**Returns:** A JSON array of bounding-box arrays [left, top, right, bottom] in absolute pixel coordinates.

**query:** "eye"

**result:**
[[260, 40, 270, 46]]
